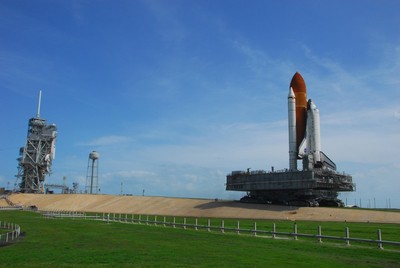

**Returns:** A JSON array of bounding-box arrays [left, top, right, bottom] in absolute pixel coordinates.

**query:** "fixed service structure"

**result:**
[[16, 91, 57, 193]]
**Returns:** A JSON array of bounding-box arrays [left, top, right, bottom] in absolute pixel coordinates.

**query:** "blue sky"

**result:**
[[1, 0, 399, 208]]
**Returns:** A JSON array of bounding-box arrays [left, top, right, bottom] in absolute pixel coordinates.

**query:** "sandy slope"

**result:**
[[0, 198, 9, 207], [7, 193, 400, 223]]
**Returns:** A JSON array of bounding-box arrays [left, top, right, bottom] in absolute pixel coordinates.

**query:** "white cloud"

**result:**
[[394, 107, 400, 121], [77, 135, 132, 147], [114, 170, 157, 178]]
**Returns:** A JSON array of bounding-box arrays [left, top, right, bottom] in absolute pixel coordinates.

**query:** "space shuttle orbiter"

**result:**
[[288, 72, 336, 171]]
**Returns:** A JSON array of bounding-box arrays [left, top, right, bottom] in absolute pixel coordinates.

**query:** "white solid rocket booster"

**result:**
[[288, 87, 297, 170], [306, 99, 321, 164]]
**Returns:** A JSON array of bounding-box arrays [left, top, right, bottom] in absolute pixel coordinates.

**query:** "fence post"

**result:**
[[139, 215, 142, 224], [183, 218, 187, 229], [293, 222, 298, 240], [146, 215, 149, 225], [221, 220, 224, 233], [377, 229, 383, 250], [163, 216, 166, 227], [125, 214, 128, 222], [207, 219, 211, 232], [236, 220, 240, 235], [155, 216, 157, 226], [173, 217, 176, 228], [132, 214, 134, 223], [195, 218, 198, 230], [6, 232, 8, 243], [253, 222, 257, 236], [345, 227, 350, 246], [272, 223, 276, 239], [318, 225, 322, 243], [107, 213, 110, 224]]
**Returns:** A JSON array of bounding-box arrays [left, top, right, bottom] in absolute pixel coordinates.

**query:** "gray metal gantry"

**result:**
[[226, 168, 355, 206], [15, 91, 57, 193]]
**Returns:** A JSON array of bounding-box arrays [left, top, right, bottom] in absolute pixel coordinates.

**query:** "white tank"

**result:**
[[89, 151, 99, 160]]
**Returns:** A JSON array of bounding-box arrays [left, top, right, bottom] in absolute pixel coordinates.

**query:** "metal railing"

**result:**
[[41, 211, 400, 250], [0, 221, 21, 245], [0, 206, 23, 211]]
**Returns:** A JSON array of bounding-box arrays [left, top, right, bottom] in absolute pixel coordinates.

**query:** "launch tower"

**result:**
[[16, 91, 57, 193], [226, 73, 355, 207]]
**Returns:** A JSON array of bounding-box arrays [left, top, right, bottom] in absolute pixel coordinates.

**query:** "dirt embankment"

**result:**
[[6, 193, 400, 224]]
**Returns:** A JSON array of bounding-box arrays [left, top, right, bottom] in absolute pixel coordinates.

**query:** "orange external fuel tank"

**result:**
[[290, 72, 307, 154]]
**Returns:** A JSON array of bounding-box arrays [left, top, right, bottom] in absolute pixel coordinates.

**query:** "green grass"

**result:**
[[1, 210, 400, 267]]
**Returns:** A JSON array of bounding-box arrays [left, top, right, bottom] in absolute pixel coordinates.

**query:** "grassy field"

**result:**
[[0, 210, 399, 267]]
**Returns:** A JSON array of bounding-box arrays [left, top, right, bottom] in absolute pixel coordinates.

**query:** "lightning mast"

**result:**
[[16, 90, 57, 193]]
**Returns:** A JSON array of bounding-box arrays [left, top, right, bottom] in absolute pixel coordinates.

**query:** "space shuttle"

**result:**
[[288, 72, 336, 171]]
